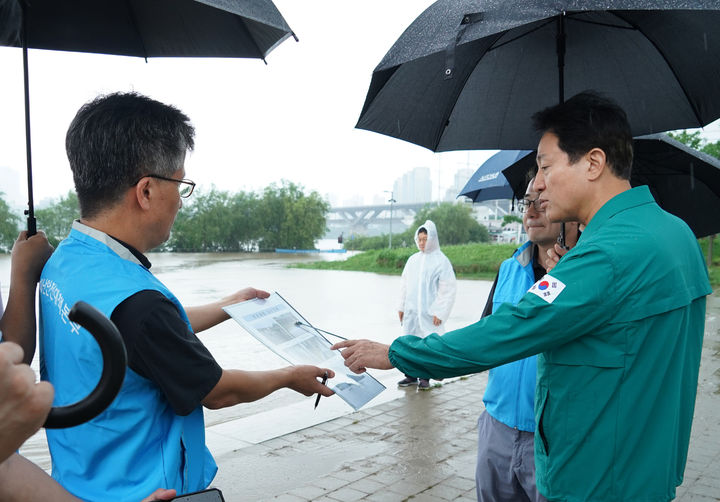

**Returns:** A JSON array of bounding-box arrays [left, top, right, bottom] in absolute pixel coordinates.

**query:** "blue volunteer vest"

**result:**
[[482, 241, 538, 432], [39, 224, 217, 501]]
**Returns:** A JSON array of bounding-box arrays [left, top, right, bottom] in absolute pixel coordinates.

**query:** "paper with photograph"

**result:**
[[222, 292, 385, 411]]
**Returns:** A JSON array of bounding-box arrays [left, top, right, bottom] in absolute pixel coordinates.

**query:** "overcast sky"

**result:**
[[0, 0, 489, 211], [1, 1, 719, 212]]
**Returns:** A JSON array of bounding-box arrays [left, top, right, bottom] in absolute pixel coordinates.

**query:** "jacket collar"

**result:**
[[580, 186, 655, 241], [514, 240, 535, 268], [71, 220, 150, 268]]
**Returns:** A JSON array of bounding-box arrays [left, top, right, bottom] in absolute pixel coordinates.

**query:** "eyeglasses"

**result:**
[[517, 196, 544, 213], [133, 174, 196, 198]]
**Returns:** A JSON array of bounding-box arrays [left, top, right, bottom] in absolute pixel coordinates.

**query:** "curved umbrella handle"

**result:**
[[43, 301, 127, 429]]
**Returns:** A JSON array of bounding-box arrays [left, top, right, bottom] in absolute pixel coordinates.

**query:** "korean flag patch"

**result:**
[[529, 274, 566, 303]]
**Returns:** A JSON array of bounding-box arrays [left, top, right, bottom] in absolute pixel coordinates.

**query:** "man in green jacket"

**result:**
[[333, 91, 712, 502]]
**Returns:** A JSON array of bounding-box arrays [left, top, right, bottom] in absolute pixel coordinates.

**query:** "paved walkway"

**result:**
[[214, 295, 720, 501]]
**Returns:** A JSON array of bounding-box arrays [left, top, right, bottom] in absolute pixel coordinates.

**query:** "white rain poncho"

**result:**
[[398, 220, 457, 337]]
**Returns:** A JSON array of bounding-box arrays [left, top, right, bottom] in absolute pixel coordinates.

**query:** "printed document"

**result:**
[[223, 293, 385, 410]]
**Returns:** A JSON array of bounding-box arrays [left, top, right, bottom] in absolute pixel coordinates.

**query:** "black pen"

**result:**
[[314, 371, 329, 409]]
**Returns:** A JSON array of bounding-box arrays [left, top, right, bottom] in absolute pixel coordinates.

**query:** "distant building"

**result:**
[[393, 167, 432, 204], [444, 167, 475, 202]]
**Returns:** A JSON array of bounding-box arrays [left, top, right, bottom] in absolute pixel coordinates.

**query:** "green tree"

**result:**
[[502, 215, 523, 226], [702, 141, 720, 159], [668, 130, 720, 159], [257, 180, 329, 250], [35, 191, 79, 247], [166, 182, 328, 252], [168, 188, 261, 252], [227, 190, 262, 251], [667, 130, 703, 150], [412, 202, 490, 245], [0, 192, 21, 252]]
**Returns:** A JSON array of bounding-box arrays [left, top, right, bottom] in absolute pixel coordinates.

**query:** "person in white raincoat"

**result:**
[[397, 220, 456, 389]]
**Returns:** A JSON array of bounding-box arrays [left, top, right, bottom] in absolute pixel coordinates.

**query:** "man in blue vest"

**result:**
[[0, 231, 174, 501], [476, 176, 578, 502], [39, 92, 334, 502]]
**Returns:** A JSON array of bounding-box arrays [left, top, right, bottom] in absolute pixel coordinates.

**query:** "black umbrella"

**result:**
[[0, 0, 297, 235], [499, 135, 720, 238], [356, 0, 720, 246], [356, 0, 720, 152]]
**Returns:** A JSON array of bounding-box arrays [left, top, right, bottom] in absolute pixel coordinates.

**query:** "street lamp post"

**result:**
[[384, 190, 396, 249]]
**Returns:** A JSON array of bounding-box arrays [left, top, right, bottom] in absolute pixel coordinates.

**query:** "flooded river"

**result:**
[[0, 249, 492, 471]]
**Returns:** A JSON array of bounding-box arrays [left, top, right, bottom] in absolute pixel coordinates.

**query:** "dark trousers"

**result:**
[[476, 410, 547, 502]]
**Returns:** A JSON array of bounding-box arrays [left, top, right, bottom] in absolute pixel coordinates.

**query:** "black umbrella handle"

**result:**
[[558, 223, 568, 250], [43, 301, 127, 429], [26, 215, 36, 236]]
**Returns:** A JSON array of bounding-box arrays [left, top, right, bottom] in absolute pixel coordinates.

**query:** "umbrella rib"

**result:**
[[238, 17, 267, 63], [488, 12, 627, 53], [488, 18, 554, 52], [125, 0, 149, 59], [567, 17, 635, 31], [608, 11, 705, 127]]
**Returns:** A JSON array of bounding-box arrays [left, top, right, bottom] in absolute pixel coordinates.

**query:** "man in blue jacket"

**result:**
[[477, 178, 578, 501]]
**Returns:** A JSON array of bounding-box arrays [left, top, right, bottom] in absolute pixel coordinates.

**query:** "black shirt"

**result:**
[[109, 238, 222, 416]]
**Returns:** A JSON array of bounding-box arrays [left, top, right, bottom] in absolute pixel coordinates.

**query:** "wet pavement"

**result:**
[[211, 293, 720, 501], [677, 293, 720, 502]]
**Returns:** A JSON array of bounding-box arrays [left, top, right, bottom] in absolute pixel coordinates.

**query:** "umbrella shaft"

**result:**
[[556, 14, 566, 104], [21, 1, 36, 235]]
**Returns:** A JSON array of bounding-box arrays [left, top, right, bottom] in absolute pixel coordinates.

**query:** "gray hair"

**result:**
[[66, 92, 195, 218]]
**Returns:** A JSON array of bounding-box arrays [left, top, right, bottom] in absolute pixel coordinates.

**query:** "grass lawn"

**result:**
[[294, 236, 720, 289], [293, 243, 517, 280]]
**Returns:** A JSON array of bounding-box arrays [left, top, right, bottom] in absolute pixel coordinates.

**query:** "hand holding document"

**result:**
[[223, 293, 385, 411]]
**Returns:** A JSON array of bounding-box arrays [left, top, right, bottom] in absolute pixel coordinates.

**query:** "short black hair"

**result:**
[[418, 227, 428, 234], [532, 91, 633, 180], [66, 92, 195, 218]]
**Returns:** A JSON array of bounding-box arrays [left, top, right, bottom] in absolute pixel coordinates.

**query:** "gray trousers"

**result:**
[[476, 410, 547, 502]]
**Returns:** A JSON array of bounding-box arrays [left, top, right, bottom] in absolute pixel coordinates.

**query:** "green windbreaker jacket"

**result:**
[[389, 186, 712, 501]]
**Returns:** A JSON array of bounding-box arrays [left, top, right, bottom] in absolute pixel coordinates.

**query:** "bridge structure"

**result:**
[[327, 201, 439, 236], [325, 199, 515, 238]]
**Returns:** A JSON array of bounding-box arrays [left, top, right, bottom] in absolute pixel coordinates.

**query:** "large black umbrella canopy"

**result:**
[[356, 0, 720, 152], [1, 0, 295, 59], [0, 0, 297, 235], [499, 135, 720, 238]]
